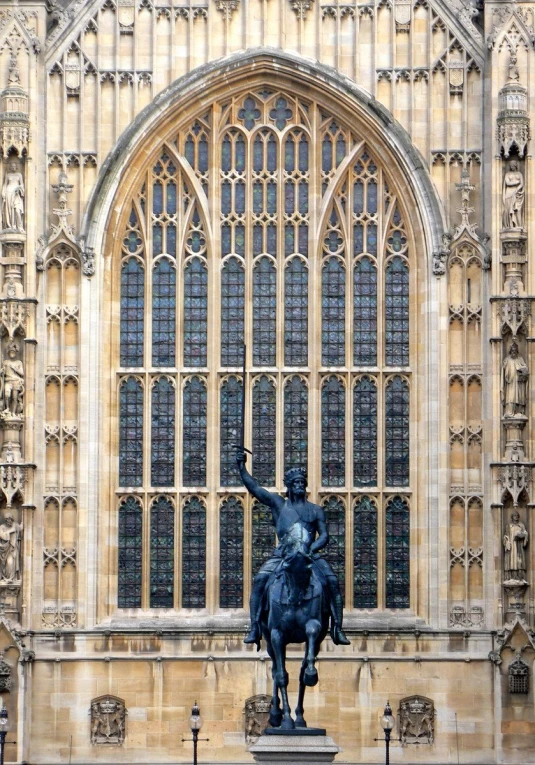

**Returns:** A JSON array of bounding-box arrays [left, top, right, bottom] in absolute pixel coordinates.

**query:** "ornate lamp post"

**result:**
[[373, 701, 396, 765], [182, 702, 208, 765], [0, 704, 10, 765]]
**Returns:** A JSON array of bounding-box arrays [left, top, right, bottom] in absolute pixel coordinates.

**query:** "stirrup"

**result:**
[[244, 623, 261, 647], [331, 625, 350, 646]]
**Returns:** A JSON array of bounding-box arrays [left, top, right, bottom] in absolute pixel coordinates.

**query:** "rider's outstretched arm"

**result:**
[[236, 453, 282, 516]]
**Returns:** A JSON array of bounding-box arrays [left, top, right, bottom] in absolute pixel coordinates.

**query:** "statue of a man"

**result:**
[[502, 342, 528, 417], [237, 456, 350, 647], [502, 161, 525, 229], [1, 162, 24, 232], [0, 513, 22, 582], [504, 511, 528, 581]]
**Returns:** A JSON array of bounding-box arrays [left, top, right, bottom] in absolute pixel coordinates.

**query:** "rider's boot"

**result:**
[[329, 585, 351, 646], [244, 575, 267, 648]]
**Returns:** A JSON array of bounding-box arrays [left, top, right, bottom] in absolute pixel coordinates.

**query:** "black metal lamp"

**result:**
[[0, 704, 10, 765], [182, 701, 208, 765], [380, 701, 395, 765]]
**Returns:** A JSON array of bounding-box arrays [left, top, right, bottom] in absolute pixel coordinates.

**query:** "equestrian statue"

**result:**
[[237, 453, 350, 731]]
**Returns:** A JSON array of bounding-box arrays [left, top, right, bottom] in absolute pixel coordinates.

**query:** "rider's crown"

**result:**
[[284, 466, 307, 487]]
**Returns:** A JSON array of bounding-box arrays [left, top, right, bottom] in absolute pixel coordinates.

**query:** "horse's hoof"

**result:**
[[295, 718, 307, 729], [304, 668, 318, 687], [269, 713, 282, 728], [280, 717, 295, 730]]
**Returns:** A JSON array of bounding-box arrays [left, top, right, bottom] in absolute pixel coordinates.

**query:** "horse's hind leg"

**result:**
[[271, 629, 294, 730], [295, 662, 307, 729], [266, 640, 282, 728]]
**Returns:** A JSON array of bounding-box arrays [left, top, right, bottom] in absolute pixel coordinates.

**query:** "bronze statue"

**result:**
[[237, 454, 349, 730]]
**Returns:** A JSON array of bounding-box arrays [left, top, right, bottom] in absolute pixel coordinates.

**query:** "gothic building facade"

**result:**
[[0, 0, 532, 762]]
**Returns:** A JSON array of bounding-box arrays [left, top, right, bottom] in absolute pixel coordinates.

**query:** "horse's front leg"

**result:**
[[271, 628, 294, 729], [304, 618, 321, 687], [295, 661, 307, 728], [266, 640, 282, 728]]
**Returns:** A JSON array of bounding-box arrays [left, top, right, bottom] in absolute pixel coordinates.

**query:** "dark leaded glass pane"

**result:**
[[183, 376, 207, 486], [118, 497, 142, 608], [150, 496, 174, 608], [253, 258, 276, 366], [353, 496, 377, 608], [353, 377, 377, 487], [220, 376, 243, 486], [221, 258, 245, 366], [322, 496, 345, 605], [252, 501, 276, 575], [285, 258, 308, 366], [120, 258, 144, 367], [354, 257, 377, 366], [219, 497, 244, 608], [322, 258, 345, 366], [385, 376, 409, 486], [385, 496, 410, 608], [119, 377, 143, 487], [385, 256, 409, 366], [152, 259, 176, 367], [284, 376, 308, 474], [183, 257, 208, 366], [151, 377, 175, 486], [182, 497, 206, 607], [321, 376, 345, 486], [252, 375, 276, 485]]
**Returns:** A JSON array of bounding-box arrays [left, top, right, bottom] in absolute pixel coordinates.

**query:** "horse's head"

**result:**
[[281, 524, 313, 602]]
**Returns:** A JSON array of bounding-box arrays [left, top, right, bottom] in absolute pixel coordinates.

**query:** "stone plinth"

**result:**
[[249, 732, 340, 765]]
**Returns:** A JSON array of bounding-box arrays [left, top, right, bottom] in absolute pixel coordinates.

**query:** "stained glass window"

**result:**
[[220, 376, 243, 486], [221, 257, 245, 366], [353, 496, 377, 608], [385, 376, 410, 487], [385, 256, 409, 367], [252, 501, 276, 576], [118, 497, 142, 608], [354, 257, 377, 366], [253, 258, 277, 366], [183, 257, 208, 366], [252, 376, 276, 486], [119, 377, 143, 487], [182, 497, 206, 608], [183, 376, 207, 486], [120, 258, 144, 367], [385, 496, 410, 608], [322, 258, 345, 366], [152, 258, 176, 367], [321, 376, 345, 486], [151, 377, 175, 487], [150, 497, 174, 608], [219, 497, 244, 608], [283, 376, 308, 474], [284, 258, 308, 366], [353, 377, 377, 487], [322, 497, 346, 604]]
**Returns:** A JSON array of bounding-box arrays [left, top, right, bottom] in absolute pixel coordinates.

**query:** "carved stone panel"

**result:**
[[90, 695, 126, 745], [245, 695, 271, 743], [398, 696, 435, 745]]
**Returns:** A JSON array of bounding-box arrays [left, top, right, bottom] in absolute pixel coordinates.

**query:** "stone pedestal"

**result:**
[[249, 732, 340, 765]]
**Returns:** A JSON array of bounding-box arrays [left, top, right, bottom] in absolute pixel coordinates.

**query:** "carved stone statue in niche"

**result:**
[[0, 342, 24, 417], [504, 511, 528, 582], [90, 696, 126, 745], [502, 342, 528, 418], [0, 513, 22, 583], [1, 161, 24, 232], [502, 161, 525, 229], [398, 696, 434, 745]]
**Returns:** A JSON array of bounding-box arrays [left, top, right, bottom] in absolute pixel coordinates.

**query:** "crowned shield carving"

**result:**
[[244, 694, 271, 742], [90, 695, 126, 745], [399, 695, 434, 745]]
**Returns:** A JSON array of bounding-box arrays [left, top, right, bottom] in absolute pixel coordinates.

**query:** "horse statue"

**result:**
[[237, 455, 350, 731]]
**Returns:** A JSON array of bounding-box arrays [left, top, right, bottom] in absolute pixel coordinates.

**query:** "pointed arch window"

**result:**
[[118, 497, 143, 608], [150, 497, 175, 608], [115, 90, 415, 614]]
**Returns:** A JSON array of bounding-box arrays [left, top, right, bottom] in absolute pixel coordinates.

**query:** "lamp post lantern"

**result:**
[[379, 701, 395, 765], [0, 704, 10, 765], [182, 701, 208, 765]]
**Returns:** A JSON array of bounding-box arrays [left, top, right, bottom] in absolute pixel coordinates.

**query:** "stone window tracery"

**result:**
[[115, 86, 413, 612]]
